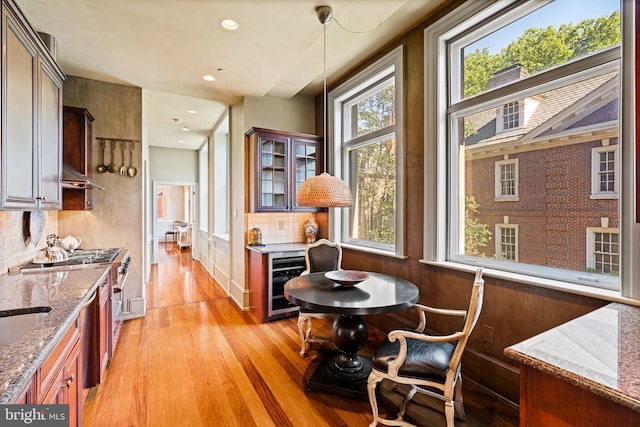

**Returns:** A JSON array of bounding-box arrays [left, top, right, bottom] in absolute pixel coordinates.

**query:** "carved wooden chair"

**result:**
[[298, 239, 342, 357], [367, 268, 484, 427]]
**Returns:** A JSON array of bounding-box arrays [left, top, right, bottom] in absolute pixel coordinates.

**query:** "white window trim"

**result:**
[[423, 0, 639, 302], [496, 223, 518, 261], [328, 45, 405, 257], [494, 158, 519, 200], [586, 227, 619, 274], [590, 145, 619, 198], [496, 100, 522, 133]]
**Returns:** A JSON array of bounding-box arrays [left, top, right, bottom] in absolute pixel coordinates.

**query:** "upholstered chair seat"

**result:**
[[367, 268, 484, 427], [372, 338, 455, 383]]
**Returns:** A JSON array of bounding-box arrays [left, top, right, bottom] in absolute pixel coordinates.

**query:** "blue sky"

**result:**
[[466, 0, 619, 54]]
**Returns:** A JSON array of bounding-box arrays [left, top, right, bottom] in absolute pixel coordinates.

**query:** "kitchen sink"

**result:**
[[0, 307, 51, 346]]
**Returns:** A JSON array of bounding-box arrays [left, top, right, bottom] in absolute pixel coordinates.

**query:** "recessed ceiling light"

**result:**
[[181, 126, 190, 132], [202, 74, 215, 82], [177, 140, 185, 144], [221, 18, 239, 31], [187, 110, 197, 114]]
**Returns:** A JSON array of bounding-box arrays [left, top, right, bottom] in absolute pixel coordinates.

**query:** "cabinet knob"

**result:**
[[64, 374, 74, 388], [36, 196, 47, 201]]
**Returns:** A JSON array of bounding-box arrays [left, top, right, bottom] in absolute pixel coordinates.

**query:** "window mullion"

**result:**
[[343, 125, 395, 149], [449, 47, 620, 116]]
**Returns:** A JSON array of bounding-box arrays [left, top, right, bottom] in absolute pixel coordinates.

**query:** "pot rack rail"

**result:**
[[96, 137, 140, 143]]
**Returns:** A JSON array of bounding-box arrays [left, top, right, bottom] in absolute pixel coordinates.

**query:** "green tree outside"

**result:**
[[464, 195, 491, 257], [463, 11, 620, 98], [354, 86, 396, 244]]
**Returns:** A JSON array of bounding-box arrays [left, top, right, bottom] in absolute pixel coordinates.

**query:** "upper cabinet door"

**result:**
[[1, 8, 38, 209], [291, 137, 321, 212], [257, 132, 288, 211], [38, 59, 63, 209]]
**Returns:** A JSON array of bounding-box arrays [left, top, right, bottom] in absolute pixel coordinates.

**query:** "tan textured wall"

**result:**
[[58, 76, 145, 317]]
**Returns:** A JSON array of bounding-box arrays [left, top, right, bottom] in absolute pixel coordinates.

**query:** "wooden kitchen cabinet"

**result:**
[[97, 274, 111, 382], [248, 250, 270, 322], [246, 127, 323, 212], [82, 274, 112, 389], [518, 364, 640, 427], [39, 313, 83, 427], [0, 0, 64, 210], [13, 379, 34, 404], [63, 106, 95, 210]]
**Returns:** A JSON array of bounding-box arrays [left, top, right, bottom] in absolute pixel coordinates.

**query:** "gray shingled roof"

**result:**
[[464, 71, 618, 147]]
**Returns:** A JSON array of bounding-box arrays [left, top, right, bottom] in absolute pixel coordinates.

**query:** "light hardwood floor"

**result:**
[[83, 243, 518, 426]]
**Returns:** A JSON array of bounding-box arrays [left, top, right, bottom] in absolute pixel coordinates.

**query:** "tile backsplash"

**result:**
[[0, 211, 58, 274], [246, 212, 327, 245]]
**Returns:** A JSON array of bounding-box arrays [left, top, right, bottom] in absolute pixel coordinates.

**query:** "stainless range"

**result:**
[[19, 247, 123, 270], [19, 247, 132, 345], [111, 248, 131, 342]]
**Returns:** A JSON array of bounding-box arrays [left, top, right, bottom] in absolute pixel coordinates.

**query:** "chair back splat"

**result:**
[[367, 268, 484, 427], [305, 239, 342, 273], [297, 239, 342, 357]]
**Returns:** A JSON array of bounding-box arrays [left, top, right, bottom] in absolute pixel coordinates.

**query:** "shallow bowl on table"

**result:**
[[324, 270, 370, 286]]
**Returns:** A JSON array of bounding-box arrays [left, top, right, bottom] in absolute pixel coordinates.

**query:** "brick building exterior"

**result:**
[[464, 68, 619, 275]]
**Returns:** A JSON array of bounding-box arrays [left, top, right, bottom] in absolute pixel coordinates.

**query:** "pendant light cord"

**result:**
[[323, 17, 328, 172]]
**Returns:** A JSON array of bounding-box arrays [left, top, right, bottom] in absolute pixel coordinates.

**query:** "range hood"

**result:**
[[61, 164, 104, 190]]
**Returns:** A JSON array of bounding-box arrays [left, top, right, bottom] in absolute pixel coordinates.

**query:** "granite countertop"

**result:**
[[505, 302, 640, 412], [246, 242, 307, 254], [0, 266, 110, 403]]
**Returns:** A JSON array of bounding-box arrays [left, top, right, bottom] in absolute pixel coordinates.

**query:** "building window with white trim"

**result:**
[[424, 0, 623, 292], [591, 145, 618, 198], [495, 158, 518, 199], [587, 228, 619, 275], [496, 224, 518, 261], [330, 47, 404, 256], [502, 101, 520, 130]]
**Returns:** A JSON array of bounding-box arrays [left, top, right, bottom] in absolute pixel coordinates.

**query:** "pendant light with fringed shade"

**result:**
[[296, 5, 353, 208]]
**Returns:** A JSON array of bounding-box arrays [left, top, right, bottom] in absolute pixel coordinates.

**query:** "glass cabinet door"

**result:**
[[292, 139, 318, 210], [259, 136, 287, 209]]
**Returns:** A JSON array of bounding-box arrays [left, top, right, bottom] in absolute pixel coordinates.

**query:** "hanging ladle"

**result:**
[[128, 141, 137, 177], [97, 139, 107, 173], [108, 140, 119, 173]]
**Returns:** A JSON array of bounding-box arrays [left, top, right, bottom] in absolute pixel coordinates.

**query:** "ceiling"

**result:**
[[16, 0, 445, 150]]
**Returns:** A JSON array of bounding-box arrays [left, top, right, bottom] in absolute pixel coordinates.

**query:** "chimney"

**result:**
[[488, 64, 527, 89]]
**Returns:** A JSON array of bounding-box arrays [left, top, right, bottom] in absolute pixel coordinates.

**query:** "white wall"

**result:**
[[149, 147, 198, 182], [158, 184, 186, 222], [208, 113, 230, 293]]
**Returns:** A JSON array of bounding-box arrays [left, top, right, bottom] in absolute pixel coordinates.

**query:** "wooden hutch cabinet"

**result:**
[[246, 127, 323, 212]]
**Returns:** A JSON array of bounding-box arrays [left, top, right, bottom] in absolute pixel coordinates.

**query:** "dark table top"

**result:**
[[284, 271, 419, 316]]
